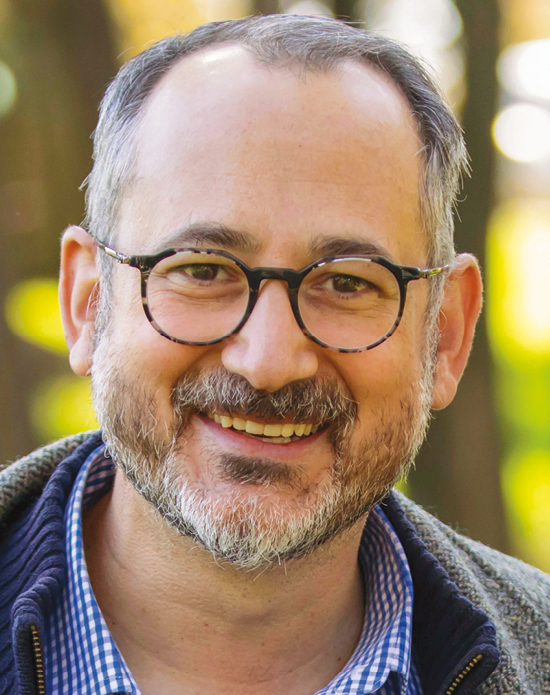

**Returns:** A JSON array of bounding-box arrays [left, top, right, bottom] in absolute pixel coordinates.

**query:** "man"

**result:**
[[0, 13, 548, 695]]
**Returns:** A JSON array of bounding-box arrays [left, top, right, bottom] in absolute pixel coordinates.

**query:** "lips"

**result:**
[[206, 412, 320, 444]]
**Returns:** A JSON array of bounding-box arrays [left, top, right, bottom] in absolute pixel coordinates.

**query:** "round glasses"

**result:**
[[96, 241, 447, 353]]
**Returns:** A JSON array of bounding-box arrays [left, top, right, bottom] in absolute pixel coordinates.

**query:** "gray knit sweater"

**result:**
[[1, 433, 549, 694]]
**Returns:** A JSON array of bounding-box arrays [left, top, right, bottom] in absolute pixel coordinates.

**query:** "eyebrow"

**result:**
[[308, 235, 395, 261], [152, 223, 394, 262], [153, 222, 262, 254]]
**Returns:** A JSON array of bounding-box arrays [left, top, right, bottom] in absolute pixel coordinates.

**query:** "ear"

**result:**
[[59, 226, 100, 376], [431, 253, 483, 410]]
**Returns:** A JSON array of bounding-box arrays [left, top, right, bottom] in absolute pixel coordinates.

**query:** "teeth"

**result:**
[[263, 423, 282, 437], [281, 423, 294, 438], [207, 413, 316, 439], [261, 436, 292, 443], [245, 420, 264, 435]]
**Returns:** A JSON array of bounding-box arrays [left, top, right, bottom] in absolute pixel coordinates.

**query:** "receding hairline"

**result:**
[[139, 41, 424, 139], [122, 43, 424, 250]]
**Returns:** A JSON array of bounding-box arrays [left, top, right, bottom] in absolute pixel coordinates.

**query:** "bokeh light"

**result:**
[[366, 0, 462, 49], [30, 375, 99, 442], [281, 0, 333, 16], [502, 449, 550, 572], [5, 278, 67, 355], [364, 0, 464, 104], [498, 39, 550, 101], [107, 0, 251, 58], [488, 199, 550, 358], [0, 60, 17, 118], [4, 278, 101, 442], [492, 102, 550, 163]]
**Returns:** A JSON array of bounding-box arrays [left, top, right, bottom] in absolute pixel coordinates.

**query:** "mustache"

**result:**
[[171, 368, 358, 431]]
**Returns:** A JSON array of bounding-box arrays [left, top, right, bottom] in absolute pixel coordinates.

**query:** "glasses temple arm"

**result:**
[[95, 239, 133, 265], [418, 264, 451, 279]]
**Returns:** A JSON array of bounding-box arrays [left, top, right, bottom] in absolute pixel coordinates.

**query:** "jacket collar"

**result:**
[[5, 433, 103, 695], [382, 494, 500, 695]]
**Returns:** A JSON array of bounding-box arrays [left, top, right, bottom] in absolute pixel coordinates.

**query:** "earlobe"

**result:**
[[59, 226, 100, 377], [431, 254, 483, 410]]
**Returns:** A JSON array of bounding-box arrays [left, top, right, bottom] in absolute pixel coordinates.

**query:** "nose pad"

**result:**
[[221, 280, 319, 392]]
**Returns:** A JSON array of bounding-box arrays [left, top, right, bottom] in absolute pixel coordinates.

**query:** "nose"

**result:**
[[221, 280, 319, 392]]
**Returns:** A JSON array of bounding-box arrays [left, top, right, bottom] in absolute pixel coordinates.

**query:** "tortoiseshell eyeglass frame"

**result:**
[[95, 238, 449, 354]]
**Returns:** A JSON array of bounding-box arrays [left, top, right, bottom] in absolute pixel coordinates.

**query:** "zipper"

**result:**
[[444, 654, 483, 695], [30, 623, 46, 695]]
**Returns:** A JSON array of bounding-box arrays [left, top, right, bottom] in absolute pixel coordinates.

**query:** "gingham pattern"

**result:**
[[43, 446, 139, 695], [43, 445, 422, 695], [319, 504, 421, 695]]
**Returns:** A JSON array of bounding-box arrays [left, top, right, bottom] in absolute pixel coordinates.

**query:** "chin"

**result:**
[[169, 473, 364, 570]]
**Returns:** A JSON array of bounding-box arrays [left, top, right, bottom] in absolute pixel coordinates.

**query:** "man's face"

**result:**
[[91, 47, 435, 568]]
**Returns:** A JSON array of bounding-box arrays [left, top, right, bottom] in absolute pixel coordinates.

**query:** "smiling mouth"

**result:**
[[205, 412, 320, 444]]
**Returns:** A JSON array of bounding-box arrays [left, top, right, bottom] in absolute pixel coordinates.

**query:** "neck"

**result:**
[[83, 470, 367, 695]]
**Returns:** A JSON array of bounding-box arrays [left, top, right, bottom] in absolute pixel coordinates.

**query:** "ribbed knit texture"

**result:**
[[382, 496, 550, 694], [0, 433, 102, 695], [0, 432, 549, 694]]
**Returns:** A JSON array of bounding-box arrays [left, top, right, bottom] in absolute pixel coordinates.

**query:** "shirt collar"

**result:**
[[319, 505, 414, 694]]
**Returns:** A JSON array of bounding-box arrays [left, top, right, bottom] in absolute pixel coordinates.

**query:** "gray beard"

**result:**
[[91, 337, 434, 571]]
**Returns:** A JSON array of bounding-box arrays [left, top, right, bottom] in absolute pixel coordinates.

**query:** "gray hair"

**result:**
[[85, 14, 467, 295]]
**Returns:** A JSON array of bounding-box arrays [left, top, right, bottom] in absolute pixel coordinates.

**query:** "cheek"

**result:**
[[106, 274, 220, 412], [333, 329, 424, 424]]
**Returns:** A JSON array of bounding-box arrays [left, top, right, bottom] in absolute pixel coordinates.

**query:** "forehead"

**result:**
[[120, 45, 425, 265]]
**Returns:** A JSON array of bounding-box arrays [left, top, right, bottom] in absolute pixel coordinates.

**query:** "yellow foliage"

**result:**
[[0, 60, 17, 118], [30, 375, 99, 442], [487, 199, 550, 363], [502, 449, 550, 572], [5, 278, 67, 355], [107, 0, 252, 60], [394, 477, 410, 497]]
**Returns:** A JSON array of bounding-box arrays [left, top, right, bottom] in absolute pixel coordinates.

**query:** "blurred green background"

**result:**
[[0, 0, 549, 571]]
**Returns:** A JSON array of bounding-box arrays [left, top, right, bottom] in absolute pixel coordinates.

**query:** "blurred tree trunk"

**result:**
[[253, 0, 280, 13], [334, 0, 361, 22], [0, 0, 118, 463], [409, 0, 509, 552]]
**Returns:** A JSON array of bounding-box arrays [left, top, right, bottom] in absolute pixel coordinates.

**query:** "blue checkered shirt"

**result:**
[[43, 445, 423, 694]]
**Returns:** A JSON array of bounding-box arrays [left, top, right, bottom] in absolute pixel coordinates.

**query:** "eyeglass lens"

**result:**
[[146, 252, 401, 349]]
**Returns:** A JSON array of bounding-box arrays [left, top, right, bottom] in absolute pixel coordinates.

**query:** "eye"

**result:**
[[327, 274, 373, 293], [184, 264, 222, 281], [165, 262, 235, 284]]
